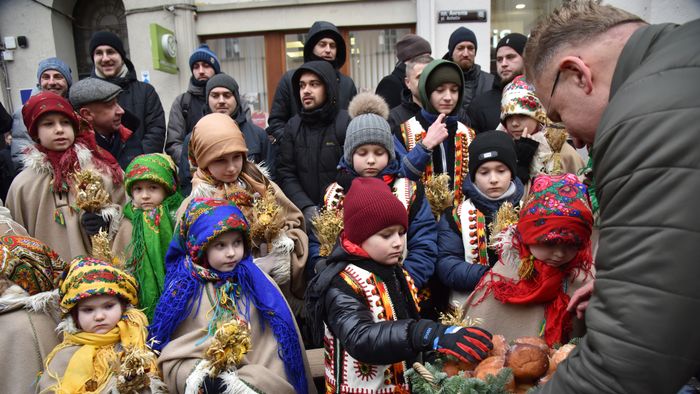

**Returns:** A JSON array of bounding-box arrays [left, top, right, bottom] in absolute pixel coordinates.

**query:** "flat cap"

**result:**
[[69, 77, 122, 108]]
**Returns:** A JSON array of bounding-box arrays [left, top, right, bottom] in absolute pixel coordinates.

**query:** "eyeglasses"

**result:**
[[549, 68, 562, 100]]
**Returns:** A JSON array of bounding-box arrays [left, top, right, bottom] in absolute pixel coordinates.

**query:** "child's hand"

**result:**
[[567, 280, 594, 319], [520, 127, 533, 140], [422, 113, 449, 150], [412, 320, 493, 364]]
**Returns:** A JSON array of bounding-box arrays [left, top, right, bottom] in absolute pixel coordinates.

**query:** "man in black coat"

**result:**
[[442, 27, 495, 112], [90, 31, 166, 155], [266, 21, 356, 177], [467, 33, 527, 133], [277, 61, 351, 229], [375, 34, 431, 109]]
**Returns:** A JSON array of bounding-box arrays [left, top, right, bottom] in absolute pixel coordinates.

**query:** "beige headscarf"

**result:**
[[189, 113, 267, 197]]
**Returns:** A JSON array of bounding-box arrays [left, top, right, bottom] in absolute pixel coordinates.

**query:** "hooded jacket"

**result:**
[[441, 52, 494, 112], [91, 58, 166, 156], [538, 20, 700, 394], [266, 21, 357, 144], [277, 61, 351, 211], [165, 77, 208, 162]]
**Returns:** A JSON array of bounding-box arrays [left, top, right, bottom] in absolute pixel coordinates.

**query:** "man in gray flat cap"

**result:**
[[70, 77, 136, 169]]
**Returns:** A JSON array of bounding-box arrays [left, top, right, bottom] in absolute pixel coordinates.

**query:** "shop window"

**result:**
[[206, 36, 268, 114], [284, 33, 307, 72], [348, 28, 411, 93]]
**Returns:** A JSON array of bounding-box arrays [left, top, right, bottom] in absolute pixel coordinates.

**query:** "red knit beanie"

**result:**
[[343, 177, 408, 245], [22, 91, 80, 141]]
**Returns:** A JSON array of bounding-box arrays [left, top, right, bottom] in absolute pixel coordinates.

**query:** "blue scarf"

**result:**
[[462, 176, 524, 215], [149, 198, 308, 394], [420, 108, 459, 126]]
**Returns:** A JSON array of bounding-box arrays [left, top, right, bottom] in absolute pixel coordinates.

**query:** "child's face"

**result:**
[[474, 161, 512, 198], [352, 144, 389, 177], [504, 114, 540, 139], [206, 230, 245, 272], [131, 180, 167, 210], [360, 224, 406, 266], [429, 82, 459, 114], [76, 294, 124, 334], [529, 243, 579, 268], [207, 152, 244, 184], [36, 112, 75, 152]]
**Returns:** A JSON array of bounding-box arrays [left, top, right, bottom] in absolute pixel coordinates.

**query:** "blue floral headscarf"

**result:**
[[148, 198, 308, 394]]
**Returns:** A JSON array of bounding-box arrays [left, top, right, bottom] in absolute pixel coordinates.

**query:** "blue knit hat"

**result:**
[[36, 57, 73, 88], [448, 26, 478, 53], [189, 44, 221, 75]]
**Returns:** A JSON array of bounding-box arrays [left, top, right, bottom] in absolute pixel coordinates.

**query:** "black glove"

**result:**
[[201, 376, 226, 393], [81, 212, 108, 236], [411, 320, 492, 364]]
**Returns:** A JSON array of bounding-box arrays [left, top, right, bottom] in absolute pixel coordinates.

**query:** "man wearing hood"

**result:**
[[277, 60, 351, 229], [165, 44, 220, 164], [267, 21, 356, 175], [443, 27, 494, 112], [11, 57, 73, 170], [178, 73, 271, 196], [467, 33, 528, 133], [89, 31, 166, 155]]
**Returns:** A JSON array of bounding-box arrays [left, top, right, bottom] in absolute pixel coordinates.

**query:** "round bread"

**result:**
[[514, 336, 550, 353], [490, 334, 509, 357], [505, 343, 550, 382], [474, 355, 505, 380], [443, 359, 477, 377], [547, 343, 576, 375]]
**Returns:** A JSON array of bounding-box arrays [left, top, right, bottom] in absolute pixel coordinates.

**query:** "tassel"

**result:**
[[54, 209, 65, 226], [518, 254, 536, 280]]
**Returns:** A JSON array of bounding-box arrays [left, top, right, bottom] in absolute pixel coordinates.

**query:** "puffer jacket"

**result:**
[[165, 77, 207, 162], [307, 159, 437, 288], [91, 58, 166, 155], [266, 21, 357, 175], [537, 20, 700, 394], [277, 61, 351, 211], [305, 239, 422, 364]]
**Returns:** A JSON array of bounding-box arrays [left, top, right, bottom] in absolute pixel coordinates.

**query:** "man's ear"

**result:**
[[404, 76, 410, 89], [78, 106, 93, 122], [560, 56, 593, 95]]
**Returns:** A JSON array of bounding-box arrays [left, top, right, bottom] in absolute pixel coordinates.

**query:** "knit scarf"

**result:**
[[34, 118, 123, 193], [44, 308, 152, 394], [123, 192, 183, 321], [420, 108, 459, 126], [461, 177, 524, 216]]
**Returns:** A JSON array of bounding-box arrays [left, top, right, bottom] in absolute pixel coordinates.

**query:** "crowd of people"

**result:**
[[0, 1, 698, 393]]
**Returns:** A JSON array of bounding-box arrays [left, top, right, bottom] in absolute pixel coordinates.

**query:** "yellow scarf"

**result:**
[[43, 308, 153, 394]]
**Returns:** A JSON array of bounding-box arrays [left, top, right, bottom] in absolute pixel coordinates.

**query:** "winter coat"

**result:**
[[0, 287, 61, 394], [310, 159, 437, 288], [277, 61, 351, 210], [388, 88, 421, 132], [537, 20, 700, 394], [93, 125, 137, 170], [11, 105, 33, 171], [5, 144, 126, 262], [91, 59, 166, 155], [375, 63, 406, 109], [0, 205, 29, 236], [466, 81, 503, 134], [157, 281, 315, 394], [463, 253, 591, 343], [165, 78, 207, 163], [177, 96, 272, 196], [310, 242, 421, 393], [266, 21, 357, 142], [437, 178, 524, 305]]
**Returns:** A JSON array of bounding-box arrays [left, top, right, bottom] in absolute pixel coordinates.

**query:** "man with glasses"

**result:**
[[526, 1, 700, 393]]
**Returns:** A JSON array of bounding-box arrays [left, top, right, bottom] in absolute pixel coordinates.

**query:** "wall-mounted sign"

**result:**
[[149, 24, 178, 74], [438, 10, 487, 23]]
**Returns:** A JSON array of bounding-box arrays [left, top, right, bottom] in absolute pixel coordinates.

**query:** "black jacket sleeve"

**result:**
[[0, 103, 12, 134], [324, 278, 419, 365], [142, 84, 166, 153], [276, 119, 315, 210], [266, 72, 294, 141]]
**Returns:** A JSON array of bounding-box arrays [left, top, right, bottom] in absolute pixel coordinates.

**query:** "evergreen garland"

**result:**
[[406, 362, 514, 394]]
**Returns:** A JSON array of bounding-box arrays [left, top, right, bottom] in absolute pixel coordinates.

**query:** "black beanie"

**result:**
[[89, 31, 127, 60], [468, 130, 517, 181], [496, 33, 528, 56], [448, 27, 477, 54]]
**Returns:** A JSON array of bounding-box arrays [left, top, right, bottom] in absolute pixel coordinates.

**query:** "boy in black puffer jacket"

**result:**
[[305, 177, 492, 393]]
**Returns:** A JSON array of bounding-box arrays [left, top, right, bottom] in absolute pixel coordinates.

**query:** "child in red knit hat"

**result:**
[[464, 173, 595, 346], [305, 177, 493, 393]]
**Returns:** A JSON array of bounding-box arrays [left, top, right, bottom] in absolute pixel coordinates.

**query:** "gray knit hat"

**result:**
[[37, 57, 73, 88], [344, 92, 395, 166], [69, 77, 121, 108], [206, 73, 239, 99]]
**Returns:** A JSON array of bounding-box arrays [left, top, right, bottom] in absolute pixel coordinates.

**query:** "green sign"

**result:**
[[150, 24, 178, 74]]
